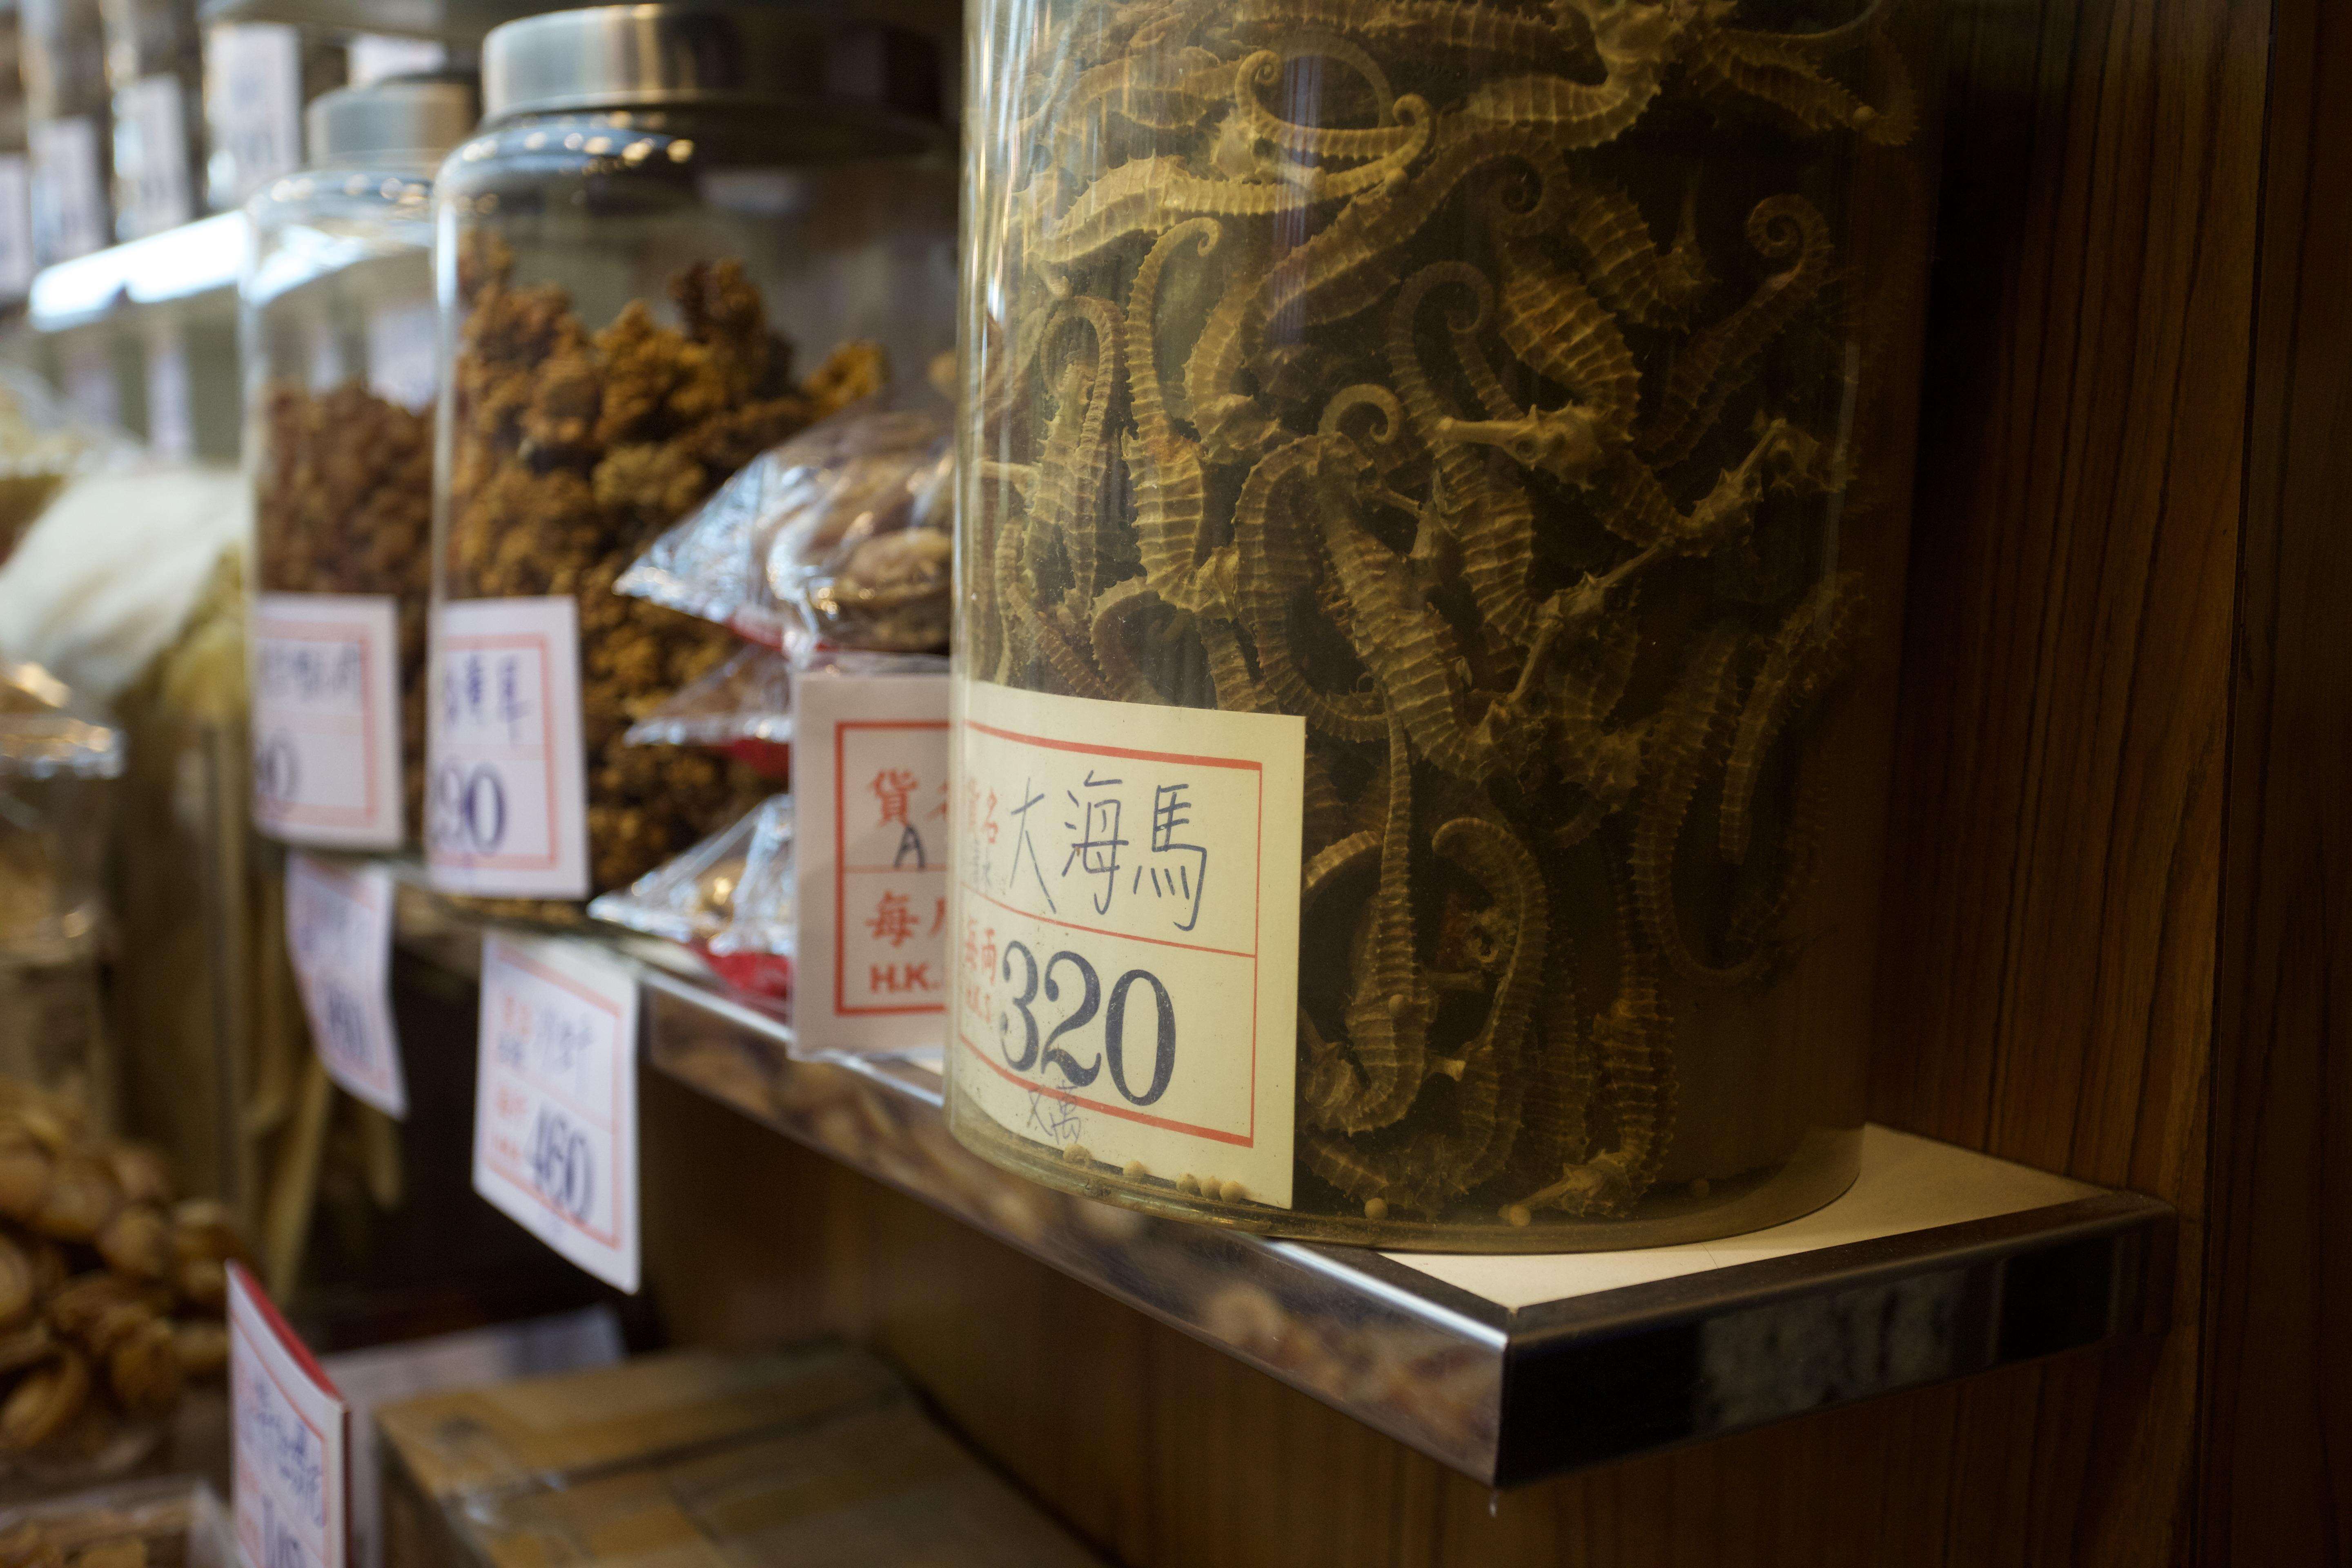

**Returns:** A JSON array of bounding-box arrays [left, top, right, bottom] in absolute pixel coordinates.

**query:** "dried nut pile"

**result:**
[[255, 382, 433, 833], [445, 240, 883, 899], [0, 1098, 236, 1460], [0, 1487, 202, 1568], [972, 0, 1915, 1223]]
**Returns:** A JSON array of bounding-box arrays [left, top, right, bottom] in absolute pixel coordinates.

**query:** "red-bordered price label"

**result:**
[[949, 680, 1304, 1206], [793, 668, 949, 1052], [426, 598, 590, 898], [472, 934, 638, 1291], [252, 595, 403, 850], [285, 854, 404, 1118], [230, 1264, 348, 1568]]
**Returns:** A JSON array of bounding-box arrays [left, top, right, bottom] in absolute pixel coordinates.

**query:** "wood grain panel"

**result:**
[[2202, 0, 2352, 1557]]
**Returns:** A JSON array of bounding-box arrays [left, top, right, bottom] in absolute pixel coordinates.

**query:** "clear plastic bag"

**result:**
[[615, 369, 954, 657], [587, 794, 795, 1000], [623, 644, 794, 782]]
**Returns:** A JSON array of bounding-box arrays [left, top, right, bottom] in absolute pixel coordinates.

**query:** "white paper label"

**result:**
[[143, 319, 192, 460], [473, 934, 639, 1292], [207, 24, 304, 204], [0, 158, 34, 300], [792, 669, 949, 1052], [30, 117, 105, 263], [949, 680, 1304, 1207], [59, 337, 115, 430], [345, 36, 445, 87], [253, 594, 405, 849], [285, 854, 405, 1118], [425, 598, 590, 898], [364, 304, 437, 412], [231, 1263, 348, 1568], [116, 75, 194, 238]]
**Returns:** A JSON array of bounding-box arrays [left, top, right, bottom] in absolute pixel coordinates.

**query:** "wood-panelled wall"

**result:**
[[629, 0, 2348, 1561]]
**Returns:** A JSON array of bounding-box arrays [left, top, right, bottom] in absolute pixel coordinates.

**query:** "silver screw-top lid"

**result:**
[[480, 4, 940, 134], [307, 74, 482, 164]]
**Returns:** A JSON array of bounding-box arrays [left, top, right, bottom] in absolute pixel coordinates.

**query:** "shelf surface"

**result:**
[[392, 889, 2174, 1486]]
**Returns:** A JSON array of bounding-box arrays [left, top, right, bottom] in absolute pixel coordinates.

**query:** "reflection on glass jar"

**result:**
[[948, 0, 1941, 1250], [425, 3, 957, 919]]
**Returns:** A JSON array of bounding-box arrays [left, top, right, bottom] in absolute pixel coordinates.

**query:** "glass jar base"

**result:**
[[947, 1110, 1863, 1254]]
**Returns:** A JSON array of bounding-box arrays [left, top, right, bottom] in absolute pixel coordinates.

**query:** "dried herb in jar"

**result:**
[[446, 237, 882, 903]]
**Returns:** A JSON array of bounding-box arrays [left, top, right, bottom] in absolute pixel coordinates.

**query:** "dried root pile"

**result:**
[[968, 0, 1912, 1225]]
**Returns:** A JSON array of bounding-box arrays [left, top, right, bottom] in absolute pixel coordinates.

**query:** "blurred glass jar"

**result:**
[[20, 0, 111, 263], [425, 3, 956, 916], [946, 0, 1943, 1249], [0, 660, 120, 964], [97, 0, 202, 239], [243, 74, 479, 852]]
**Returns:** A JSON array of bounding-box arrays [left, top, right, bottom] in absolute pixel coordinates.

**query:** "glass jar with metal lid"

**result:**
[[424, 3, 956, 915], [945, 0, 1944, 1249], [244, 73, 479, 851]]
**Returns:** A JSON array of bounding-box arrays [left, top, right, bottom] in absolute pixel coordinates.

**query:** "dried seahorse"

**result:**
[[1363, 1, 1607, 67], [1628, 624, 1760, 987], [1552, 599, 1647, 807], [1234, 437, 1388, 741], [1315, 447, 1510, 780], [1299, 707, 1437, 1133], [1721, 572, 1864, 864], [1047, 297, 1126, 603], [1037, 154, 1368, 274], [1600, 416, 1825, 555], [1087, 577, 1172, 703], [1380, 266, 1544, 650], [1123, 219, 1240, 617], [1506, 846, 1677, 1221], [1685, 22, 1915, 147], [1439, 227, 1641, 480], [1511, 864, 1595, 1183], [1640, 193, 1833, 464], [1424, 815, 1548, 1185], [1200, 617, 1274, 714], [1559, 182, 1713, 329], [1457, 0, 1696, 146], [1228, 43, 1421, 165], [1187, 118, 1569, 456]]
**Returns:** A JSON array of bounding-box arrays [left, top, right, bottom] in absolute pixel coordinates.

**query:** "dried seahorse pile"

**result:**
[[966, 0, 1915, 1225]]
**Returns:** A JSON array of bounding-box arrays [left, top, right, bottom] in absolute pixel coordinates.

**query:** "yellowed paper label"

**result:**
[[949, 679, 1303, 1207]]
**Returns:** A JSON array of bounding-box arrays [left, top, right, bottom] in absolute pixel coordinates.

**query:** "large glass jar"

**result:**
[[946, 0, 1940, 1249], [425, 4, 956, 916], [243, 75, 478, 851]]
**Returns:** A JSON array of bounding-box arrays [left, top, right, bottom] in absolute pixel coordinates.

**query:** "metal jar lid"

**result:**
[[307, 73, 482, 165], [480, 4, 940, 134]]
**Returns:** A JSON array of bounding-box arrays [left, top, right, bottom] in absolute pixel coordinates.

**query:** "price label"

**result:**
[[115, 75, 194, 239], [30, 116, 106, 264], [472, 934, 638, 1292], [793, 668, 948, 1052], [285, 854, 404, 1118], [205, 24, 303, 205], [425, 598, 590, 899], [949, 679, 1303, 1207], [0, 157, 34, 301], [252, 594, 404, 849], [231, 1263, 349, 1568]]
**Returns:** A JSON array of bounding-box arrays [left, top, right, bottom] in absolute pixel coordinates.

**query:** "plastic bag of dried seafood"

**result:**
[[588, 795, 795, 1001], [622, 645, 794, 782], [615, 368, 955, 659]]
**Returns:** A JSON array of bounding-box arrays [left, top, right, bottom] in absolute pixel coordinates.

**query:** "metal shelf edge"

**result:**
[[394, 906, 2175, 1487]]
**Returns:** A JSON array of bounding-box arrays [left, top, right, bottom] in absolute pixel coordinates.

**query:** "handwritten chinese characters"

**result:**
[[230, 1264, 348, 1568], [472, 934, 639, 1291], [793, 668, 951, 1053], [251, 593, 403, 848], [425, 597, 590, 898], [950, 681, 1304, 1207], [285, 854, 405, 1118]]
